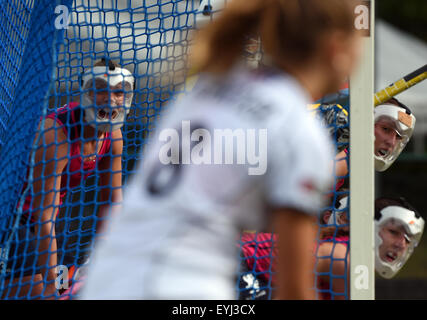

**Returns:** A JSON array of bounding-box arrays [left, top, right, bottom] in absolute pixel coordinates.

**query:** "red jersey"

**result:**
[[239, 232, 349, 300], [240, 232, 277, 285], [335, 148, 349, 191], [21, 102, 112, 222]]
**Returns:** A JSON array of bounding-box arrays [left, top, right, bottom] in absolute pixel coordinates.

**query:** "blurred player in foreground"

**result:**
[[238, 194, 424, 300], [2, 58, 133, 299], [81, 0, 362, 300]]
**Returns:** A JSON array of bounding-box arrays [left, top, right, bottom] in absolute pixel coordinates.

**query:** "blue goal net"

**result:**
[[0, 0, 350, 300]]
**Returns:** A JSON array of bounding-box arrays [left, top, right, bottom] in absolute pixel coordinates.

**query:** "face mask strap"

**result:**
[[392, 98, 412, 115]]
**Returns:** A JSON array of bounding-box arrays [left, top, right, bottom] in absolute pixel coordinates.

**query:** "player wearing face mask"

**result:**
[[80, 59, 134, 133], [319, 97, 415, 194], [316, 196, 424, 299], [373, 99, 415, 172], [238, 195, 424, 300], [3, 58, 133, 299], [374, 197, 424, 279], [334, 97, 416, 186]]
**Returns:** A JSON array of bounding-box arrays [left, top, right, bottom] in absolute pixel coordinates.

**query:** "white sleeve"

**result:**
[[265, 114, 334, 216]]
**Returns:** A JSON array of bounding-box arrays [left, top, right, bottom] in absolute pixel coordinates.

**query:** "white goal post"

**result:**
[[349, 0, 375, 300]]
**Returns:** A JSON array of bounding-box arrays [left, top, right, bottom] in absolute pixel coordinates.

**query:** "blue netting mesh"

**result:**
[[0, 0, 74, 299], [0, 0, 351, 300], [236, 94, 350, 301]]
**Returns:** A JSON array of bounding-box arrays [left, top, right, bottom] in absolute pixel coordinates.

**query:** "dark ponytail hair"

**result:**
[[94, 57, 120, 69]]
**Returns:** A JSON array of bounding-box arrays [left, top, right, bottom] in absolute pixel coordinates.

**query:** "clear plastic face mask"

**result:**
[[84, 78, 132, 111], [378, 220, 412, 264], [375, 118, 408, 159]]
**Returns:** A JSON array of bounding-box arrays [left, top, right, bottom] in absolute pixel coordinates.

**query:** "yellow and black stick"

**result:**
[[374, 64, 427, 107], [188, 64, 427, 109]]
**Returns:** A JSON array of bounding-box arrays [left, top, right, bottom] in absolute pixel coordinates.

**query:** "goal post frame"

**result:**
[[349, 0, 375, 300]]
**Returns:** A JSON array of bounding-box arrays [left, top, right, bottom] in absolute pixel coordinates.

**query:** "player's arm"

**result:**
[[273, 208, 317, 300], [31, 118, 68, 298], [316, 242, 349, 299], [266, 108, 334, 300], [335, 149, 348, 178], [97, 129, 124, 234]]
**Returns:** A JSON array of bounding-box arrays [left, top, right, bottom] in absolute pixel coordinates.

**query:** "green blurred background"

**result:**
[[377, 0, 427, 42], [375, 0, 427, 299]]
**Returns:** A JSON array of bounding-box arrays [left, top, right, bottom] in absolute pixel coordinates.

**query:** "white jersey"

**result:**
[[81, 66, 334, 299]]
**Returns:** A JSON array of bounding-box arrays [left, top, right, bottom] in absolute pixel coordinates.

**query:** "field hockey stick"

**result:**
[[374, 64, 427, 107]]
